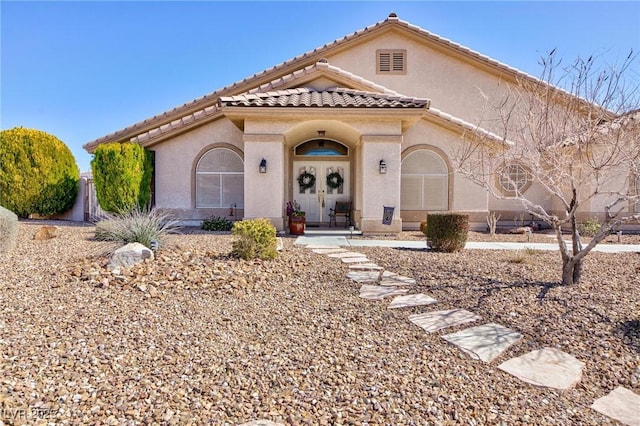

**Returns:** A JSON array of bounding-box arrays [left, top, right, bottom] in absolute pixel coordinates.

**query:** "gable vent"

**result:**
[[377, 49, 406, 74]]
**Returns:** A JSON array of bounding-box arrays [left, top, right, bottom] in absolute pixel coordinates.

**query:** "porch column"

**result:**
[[359, 135, 402, 234], [243, 134, 285, 230]]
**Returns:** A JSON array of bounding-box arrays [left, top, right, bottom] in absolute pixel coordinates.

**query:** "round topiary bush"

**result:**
[[0, 127, 79, 218], [0, 204, 18, 254], [426, 213, 469, 252]]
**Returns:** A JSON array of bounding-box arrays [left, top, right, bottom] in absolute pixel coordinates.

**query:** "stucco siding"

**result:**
[[153, 119, 243, 212], [326, 30, 512, 129]]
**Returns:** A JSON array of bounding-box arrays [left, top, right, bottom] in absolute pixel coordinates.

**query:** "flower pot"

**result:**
[[288, 215, 306, 235]]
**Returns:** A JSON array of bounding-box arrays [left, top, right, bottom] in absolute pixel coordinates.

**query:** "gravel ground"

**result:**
[[1, 221, 639, 425]]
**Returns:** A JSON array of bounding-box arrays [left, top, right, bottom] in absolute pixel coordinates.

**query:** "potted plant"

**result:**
[[286, 200, 306, 235]]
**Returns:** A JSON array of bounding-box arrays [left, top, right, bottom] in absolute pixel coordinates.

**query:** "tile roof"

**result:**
[[245, 60, 403, 96], [219, 88, 430, 109], [84, 13, 548, 150]]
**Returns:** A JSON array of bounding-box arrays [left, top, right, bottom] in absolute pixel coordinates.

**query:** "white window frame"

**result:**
[[401, 149, 449, 211], [497, 163, 533, 195], [195, 148, 244, 208]]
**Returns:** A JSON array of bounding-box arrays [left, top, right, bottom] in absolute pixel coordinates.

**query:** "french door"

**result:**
[[293, 161, 350, 223]]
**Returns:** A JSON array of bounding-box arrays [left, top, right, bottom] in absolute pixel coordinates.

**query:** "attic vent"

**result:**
[[377, 49, 406, 74]]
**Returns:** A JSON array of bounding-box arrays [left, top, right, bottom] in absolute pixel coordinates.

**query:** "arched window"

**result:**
[[401, 149, 449, 211], [195, 148, 244, 208], [295, 139, 348, 156]]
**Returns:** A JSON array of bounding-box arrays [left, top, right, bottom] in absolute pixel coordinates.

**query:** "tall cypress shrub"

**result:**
[[91, 142, 152, 213], [0, 127, 79, 218]]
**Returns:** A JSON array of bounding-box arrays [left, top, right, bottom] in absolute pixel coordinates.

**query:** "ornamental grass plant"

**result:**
[[94, 207, 180, 249]]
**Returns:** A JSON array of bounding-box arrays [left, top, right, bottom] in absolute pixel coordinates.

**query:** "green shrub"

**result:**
[[91, 142, 153, 213], [202, 216, 234, 232], [0, 205, 18, 254], [95, 207, 179, 249], [231, 218, 277, 260], [420, 219, 428, 235], [0, 127, 79, 218], [579, 217, 601, 237], [426, 213, 469, 252]]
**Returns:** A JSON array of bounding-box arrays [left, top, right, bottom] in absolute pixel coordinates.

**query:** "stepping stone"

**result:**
[[312, 248, 348, 254], [442, 323, 522, 363], [379, 271, 416, 286], [359, 284, 408, 300], [388, 293, 437, 309], [346, 270, 382, 283], [327, 251, 367, 258], [409, 309, 481, 333], [591, 386, 640, 426], [381, 271, 416, 285], [498, 347, 584, 390], [341, 257, 369, 264], [349, 263, 383, 271]]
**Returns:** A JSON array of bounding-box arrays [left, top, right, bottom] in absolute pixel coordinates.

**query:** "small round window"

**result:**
[[498, 164, 532, 194]]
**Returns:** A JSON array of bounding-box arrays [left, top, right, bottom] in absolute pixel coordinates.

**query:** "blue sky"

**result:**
[[2, 1, 639, 173]]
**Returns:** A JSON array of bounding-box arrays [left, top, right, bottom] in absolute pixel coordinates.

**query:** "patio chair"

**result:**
[[329, 201, 352, 228]]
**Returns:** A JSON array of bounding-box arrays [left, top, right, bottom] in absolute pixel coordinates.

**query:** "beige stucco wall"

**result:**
[[359, 135, 402, 233], [400, 120, 489, 229], [152, 118, 244, 222], [243, 134, 285, 230], [325, 30, 512, 131]]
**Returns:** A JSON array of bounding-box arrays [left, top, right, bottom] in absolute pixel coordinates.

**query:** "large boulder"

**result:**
[[108, 242, 154, 273], [0, 205, 18, 254]]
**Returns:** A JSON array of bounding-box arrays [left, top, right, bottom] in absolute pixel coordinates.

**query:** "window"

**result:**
[[295, 139, 348, 156], [195, 148, 244, 208], [498, 163, 532, 195], [377, 49, 406, 74], [401, 149, 449, 211]]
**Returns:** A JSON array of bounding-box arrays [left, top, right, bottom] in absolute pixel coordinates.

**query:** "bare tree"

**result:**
[[455, 50, 640, 285]]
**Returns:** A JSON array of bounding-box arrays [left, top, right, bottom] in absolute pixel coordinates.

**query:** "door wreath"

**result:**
[[297, 172, 316, 191], [326, 172, 344, 190]]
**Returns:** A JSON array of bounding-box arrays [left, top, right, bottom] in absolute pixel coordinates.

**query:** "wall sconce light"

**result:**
[[379, 159, 387, 174], [259, 158, 267, 173]]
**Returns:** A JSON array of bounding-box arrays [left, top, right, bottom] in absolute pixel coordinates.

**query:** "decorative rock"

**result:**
[[107, 242, 154, 273], [276, 237, 284, 251], [388, 293, 437, 309], [306, 244, 342, 250], [442, 323, 522, 363], [498, 347, 585, 390], [341, 256, 369, 263], [238, 421, 286, 426], [591, 386, 640, 426], [409, 309, 481, 333], [312, 248, 348, 254], [359, 284, 408, 300], [327, 251, 367, 258], [33, 225, 58, 240]]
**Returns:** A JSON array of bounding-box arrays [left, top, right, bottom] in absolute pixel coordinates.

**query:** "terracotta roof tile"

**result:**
[[219, 88, 429, 109], [85, 14, 544, 149]]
